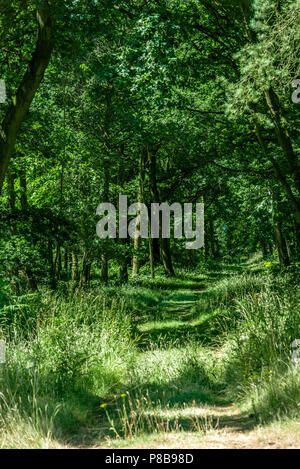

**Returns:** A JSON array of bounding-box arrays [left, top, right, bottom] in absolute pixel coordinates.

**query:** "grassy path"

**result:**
[[1, 266, 299, 449], [86, 276, 299, 449]]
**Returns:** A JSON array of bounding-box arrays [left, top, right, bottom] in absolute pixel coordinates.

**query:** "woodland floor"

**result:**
[[62, 275, 300, 449]]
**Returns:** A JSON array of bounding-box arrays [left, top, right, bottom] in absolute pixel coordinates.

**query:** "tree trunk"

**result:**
[[147, 146, 175, 276], [271, 189, 290, 269], [132, 149, 146, 276], [7, 170, 16, 212], [243, 11, 300, 258], [71, 252, 78, 282], [19, 167, 27, 210], [48, 239, 55, 288], [264, 87, 300, 197], [274, 222, 290, 269], [54, 242, 62, 280], [206, 218, 219, 259], [149, 232, 155, 279], [101, 162, 109, 284], [0, 4, 53, 194], [119, 257, 128, 283], [80, 250, 91, 286], [64, 248, 69, 275], [255, 123, 300, 258], [26, 268, 38, 291], [160, 237, 175, 276], [100, 91, 112, 285]]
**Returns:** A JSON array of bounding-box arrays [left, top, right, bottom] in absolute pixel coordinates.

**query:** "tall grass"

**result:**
[[0, 288, 137, 447], [0, 265, 299, 447], [102, 390, 218, 441], [196, 270, 300, 421]]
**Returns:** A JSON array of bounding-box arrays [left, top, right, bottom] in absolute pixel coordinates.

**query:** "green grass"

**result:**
[[0, 261, 299, 447]]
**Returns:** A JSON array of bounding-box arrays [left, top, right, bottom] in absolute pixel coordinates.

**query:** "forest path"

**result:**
[[81, 274, 299, 449], [137, 285, 212, 349]]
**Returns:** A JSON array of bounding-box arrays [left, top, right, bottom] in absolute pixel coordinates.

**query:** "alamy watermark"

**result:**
[[96, 195, 204, 250], [0, 340, 6, 364], [292, 79, 300, 104], [292, 339, 300, 367], [0, 80, 6, 104]]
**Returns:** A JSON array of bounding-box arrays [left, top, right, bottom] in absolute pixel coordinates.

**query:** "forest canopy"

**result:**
[[1, 0, 300, 286]]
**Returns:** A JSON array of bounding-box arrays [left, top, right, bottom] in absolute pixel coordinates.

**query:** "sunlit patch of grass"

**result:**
[[101, 389, 219, 441]]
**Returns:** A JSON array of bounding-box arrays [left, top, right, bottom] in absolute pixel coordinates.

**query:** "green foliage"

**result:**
[[1, 0, 300, 449]]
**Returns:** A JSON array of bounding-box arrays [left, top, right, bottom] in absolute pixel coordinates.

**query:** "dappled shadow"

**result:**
[[212, 411, 256, 433], [136, 288, 219, 349], [0, 365, 106, 447], [129, 274, 207, 292], [134, 277, 220, 348], [72, 360, 257, 447], [137, 316, 217, 350]]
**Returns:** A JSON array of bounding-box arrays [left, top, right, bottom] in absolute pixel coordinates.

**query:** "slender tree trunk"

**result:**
[[71, 252, 78, 282], [271, 189, 290, 269], [26, 268, 38, 291], [243, 8, 300, 258], [7, 170, 16, 212], [149, 230, 155, 279], [100, 255, 108, 283], [0, 4, 53, 194], [147, 146, 175, 276], [54, 242, 62, 280], [274, 222, 290, 268], [19, 166, 27, 210], [160, 237, 175, 276], [206, 218, 218, 259], [153, 238, 160, 263], [101, 162, 109, 284], [80, 250, 91, 286], [100, 92, 113, 285], [48, 239, 55, 288], [118, 237, 129, 282], [119, 257, 128, 282], [64, 248, 69, 272], [132, 149, 146, 276]]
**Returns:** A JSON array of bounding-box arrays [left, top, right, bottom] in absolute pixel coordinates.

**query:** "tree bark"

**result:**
[[0, 3, 53, 194], [64, 248, 69, 273], [100, 91, 112, 285], [160, 237, 175, 276], [7, 170, 16, 212], [80, 250, 91, 286], [148, 229, 155, 279], [71, 252, 78, 282], [48, 239, 55, 288], [54, 242, 62, 280], [255, 123, 300, 257], [101, 161, 109, 284], [147, 146, 175, 276], [274, 222, 290, 268], [132, 149, 146, 276], [119, 256, 128, 283], [271, 188, 290, 268], [19, 166, 27, 210]]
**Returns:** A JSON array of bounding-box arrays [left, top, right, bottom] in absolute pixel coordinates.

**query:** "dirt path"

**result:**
[[95, 403, 300, 449]]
